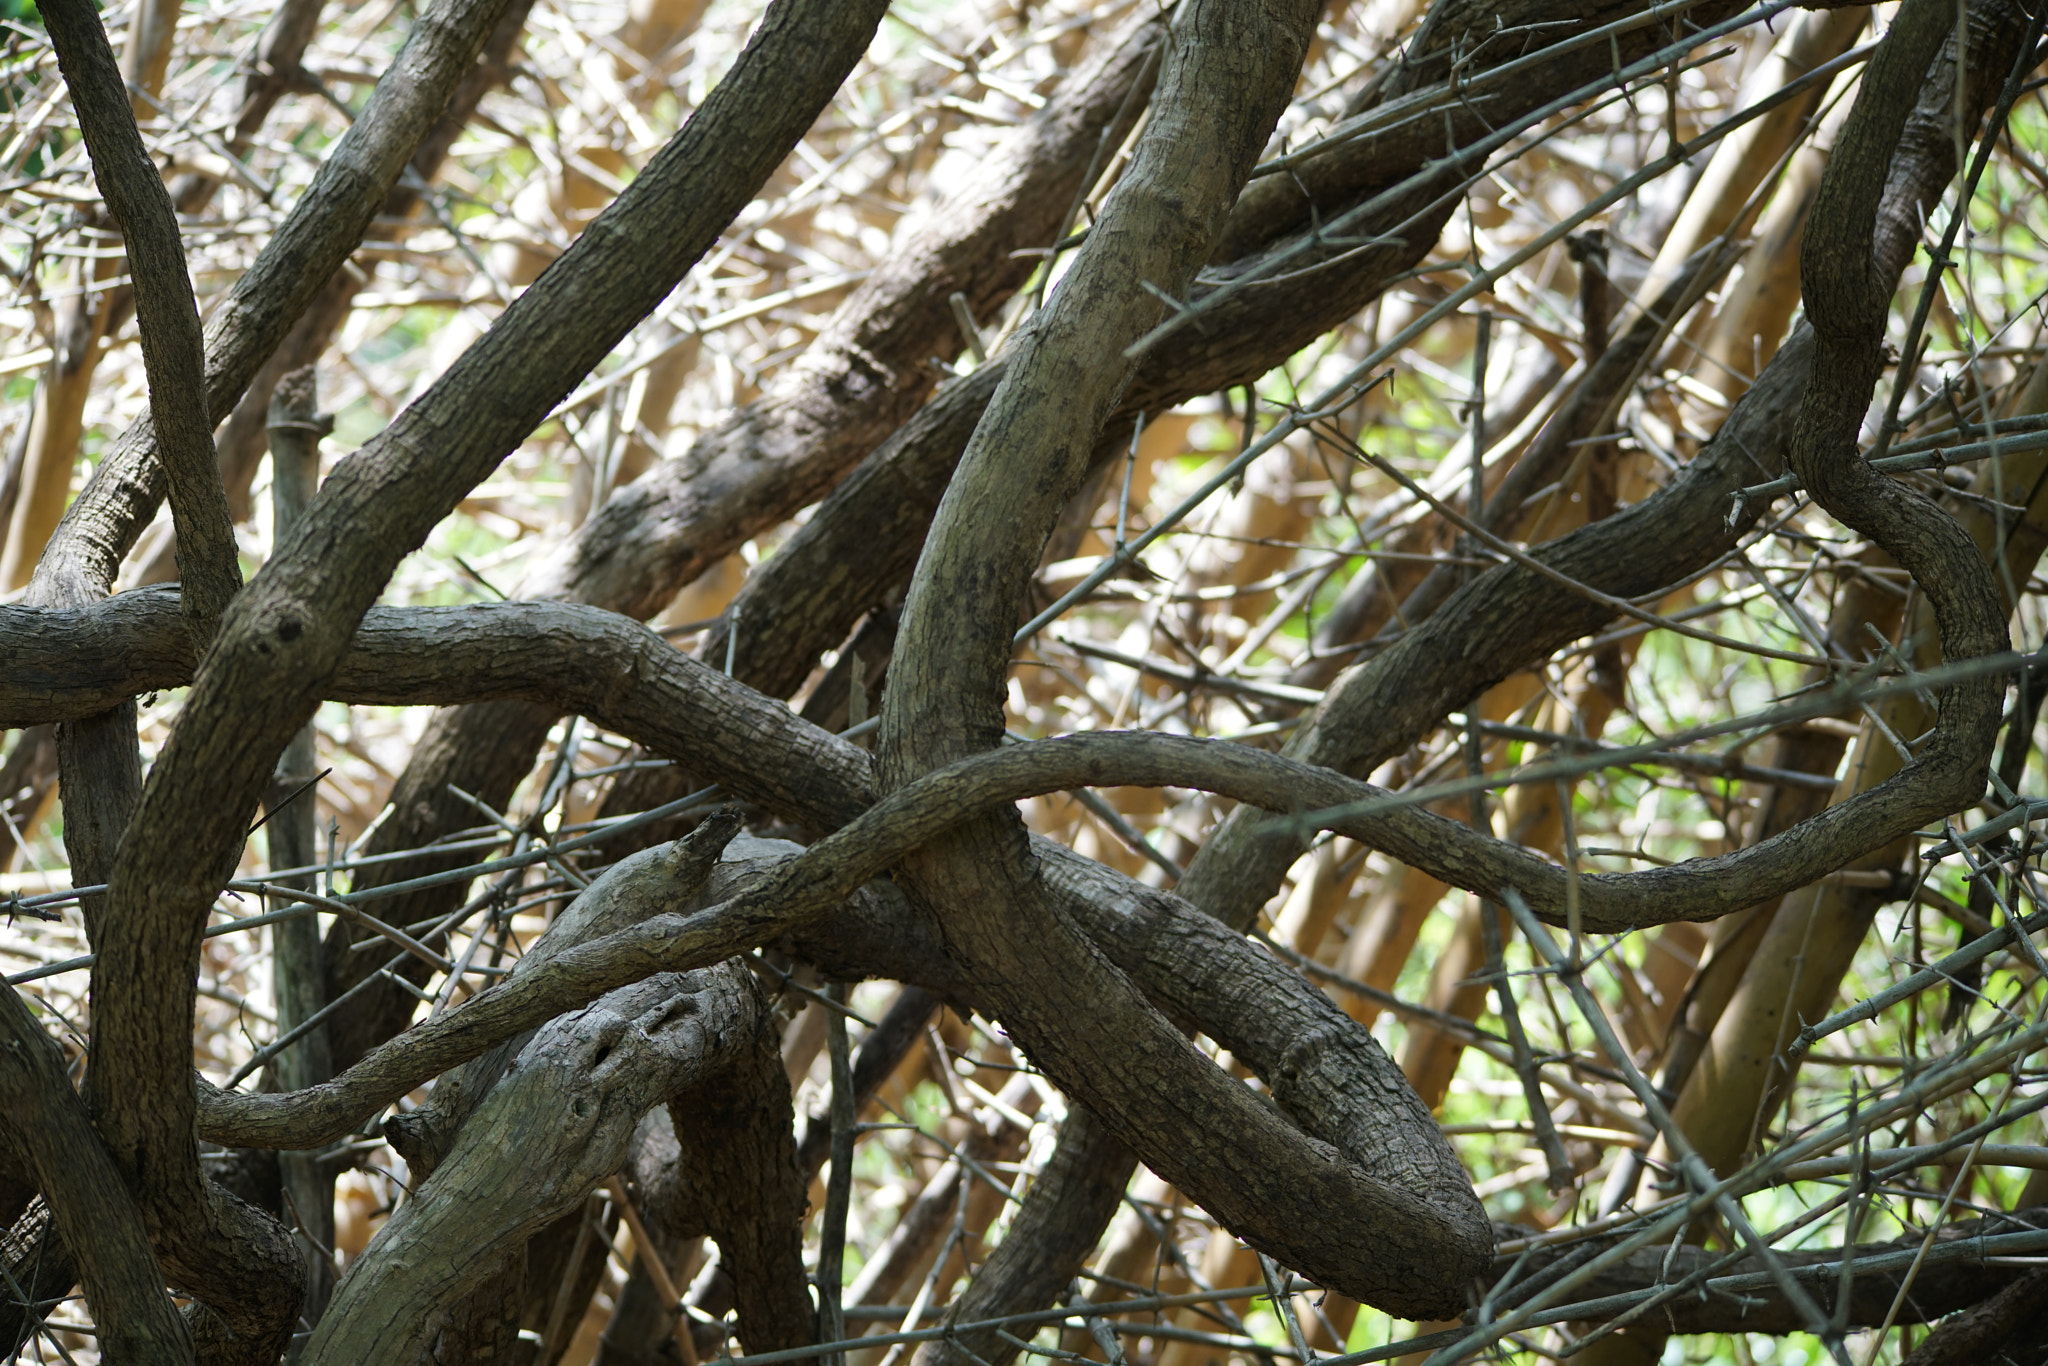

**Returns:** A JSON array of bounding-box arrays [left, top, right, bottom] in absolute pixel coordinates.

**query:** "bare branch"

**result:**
[[39, 0, 239, 639], [29, 0, 523, 608], [0, 984, 190, 1364]]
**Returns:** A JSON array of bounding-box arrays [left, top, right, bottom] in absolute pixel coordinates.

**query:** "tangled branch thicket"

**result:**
[[6, 0, 2048, 1361]]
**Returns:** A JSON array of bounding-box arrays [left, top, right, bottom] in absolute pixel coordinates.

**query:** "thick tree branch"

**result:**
[[6, 1, 2043, 1355], [383, 808, 745, 1182], [307, 9, 1165, 1076], [8, 592, 2029, 940], [0, 985, 190, 1364], [1492, 1205, 2048, 1337], [90, 0, 889, 1195], [56, 3, 884, 1358], [527, 7, 1167, 619], [1787, 0, 2007, 813], [6, 15, 523, 1321], [650, 1004, 813, 1354], [699, 0, 1749, 707], [190, 737, 1486, 1303], [861, 0, 1488, 1318], [302, 962, 768, 1363]]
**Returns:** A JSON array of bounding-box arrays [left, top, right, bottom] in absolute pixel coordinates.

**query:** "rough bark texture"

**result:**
[[312, 9, 1168, 1076], [303, 962, 768, 1363], [0, 1198, 82, 1359], [1498, 1205, 2048, 1336], [649, 1014, 812, 1353], [6, 599, 2014, 935], [29, 0, 522, 609], [0, 984, 191, 1364], [9, 0, 2046, 1352], [383, 808, 746, 1182], [870, 0, 1490, 1318], [19, 5, 888, 1357], [527, 8, 1168, 620], [40, 0, 239, 640], [1901, 1266, 2048, 1365], [698, 0, 1752, 709], [1171, 0, 2029, 934]]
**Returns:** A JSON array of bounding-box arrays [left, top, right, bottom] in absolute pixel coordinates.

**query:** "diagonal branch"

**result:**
[[300, 7, 1166, 1073], [191, 730, 1485, 1316], [1164, 0, 2035, 933], [60, 2, 888, 1357], [40, 0, 238, 640], [302, 962, 770, 1363], [529, 6, 1168, 619], [5, 592, 2030, 940], [1787, 0, 2007, 814], [0, 984, 190, 1364], [28, 0, 521, 610]]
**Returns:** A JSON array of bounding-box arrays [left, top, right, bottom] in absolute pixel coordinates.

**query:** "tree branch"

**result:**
[[9, 588, 2032, 942], [302, 7, 1166, 1078], [40, 0, 239, 640], [1788, 0, 2006, 816], [302, 962, 768, 1362], [0, 984, 188, 1363], [28, 0, 521, 610], [1168, 0, 2034, 932]]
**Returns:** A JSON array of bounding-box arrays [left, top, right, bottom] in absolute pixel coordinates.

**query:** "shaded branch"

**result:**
[[303, 962, 769, 1363], [1491, 1205, 2048, 1337], [0, 984, 190, 1364], [306, 7, 1167, 1078], [5, 595, 2030, 937], [383, 807, 746, 1181], [651, 999, 813, 1353], [1169, 0, 2034, 932], [1787, 0, 2007, 825]]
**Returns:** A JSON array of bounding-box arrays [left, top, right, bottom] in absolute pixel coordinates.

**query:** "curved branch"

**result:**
[[383, 807, 745, 1181], [199, 730, 1502, 1314], [1167, 0, 2034, 932], [6, 594, 2024, 936], [85, 0, 891, 1287], [302, 963, 766, 1363], [864, 0, 1495, 1320], [1490, 1205, 2048, 1338], [295, 2, 1168, 1080], [530, 6, 1168, 619], [1786, 0, 2007, 808]]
